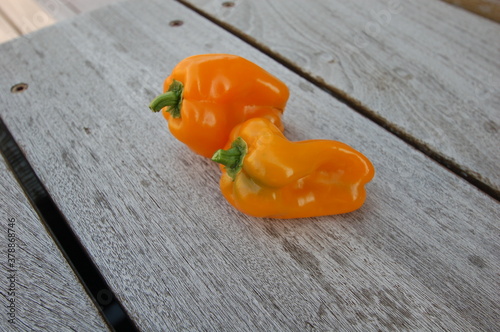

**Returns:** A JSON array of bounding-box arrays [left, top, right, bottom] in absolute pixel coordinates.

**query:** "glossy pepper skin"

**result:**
[[149, 54, 289, 158], [212, 118, 375, 219]]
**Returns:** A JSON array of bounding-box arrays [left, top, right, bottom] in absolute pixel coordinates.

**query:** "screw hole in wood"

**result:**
[[169, 20, 184, 27], [11, 83, 28, 93]]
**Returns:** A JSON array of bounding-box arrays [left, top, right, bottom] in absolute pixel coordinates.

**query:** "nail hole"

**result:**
[[222, 1, 235, 7], [11, 83, 28, 93], [169, 20, 184, 27]]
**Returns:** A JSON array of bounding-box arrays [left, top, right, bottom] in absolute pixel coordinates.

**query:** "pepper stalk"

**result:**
[[211, 137, 248, 180], [149, 80, 184, 118]]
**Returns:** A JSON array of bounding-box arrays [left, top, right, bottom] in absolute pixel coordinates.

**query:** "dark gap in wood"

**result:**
[[177, 0, 499, 202], [0, 117, 139, 332]]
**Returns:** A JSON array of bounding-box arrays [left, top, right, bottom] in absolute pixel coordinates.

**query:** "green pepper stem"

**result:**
[[212, 146, 241, 168], [212, 137, 248, 180], [149, 91, 178, 111], [148, 79, 183, 118]]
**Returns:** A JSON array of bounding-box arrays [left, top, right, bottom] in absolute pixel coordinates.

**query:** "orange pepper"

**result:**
[[212, 118, 375, 219], [149, 54, 289, 158]]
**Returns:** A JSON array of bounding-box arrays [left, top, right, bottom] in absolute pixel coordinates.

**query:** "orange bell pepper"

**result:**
[[149, 54, 289, 158], [211, 118, 375, 219]]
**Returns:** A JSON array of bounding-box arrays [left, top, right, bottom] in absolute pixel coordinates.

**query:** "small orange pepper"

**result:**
[[149, 54, 289, 158], [211, 118, 375, 219]]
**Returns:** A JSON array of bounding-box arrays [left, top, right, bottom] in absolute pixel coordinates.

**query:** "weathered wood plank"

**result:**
[[48, 0, 121, 14], [0, 160, 108, 330], [0, 0, 498, 330], [0, 0, 55, 35], [33, 0, 122, 19], [0, 13, 19, 44], [440, 0, 500, 22], [32, 0, 79, 21], [182, 0, 500, 196], [0, 0, 124, 42]]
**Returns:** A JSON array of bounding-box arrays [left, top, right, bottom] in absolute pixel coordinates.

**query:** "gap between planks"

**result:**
[[440, 0, 500, 23], [0, 118, 139, 331], [176, 0, 500, 202]]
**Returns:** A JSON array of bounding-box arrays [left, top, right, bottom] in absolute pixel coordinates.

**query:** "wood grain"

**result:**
[[0, 13, 19, 44], [182, 0, 500, 196], [0, 0, 55, 35], [32, 0, 79, 21], [440, 0, 500, 22], [34, 0, 121, 18], [0, 0, 498, 330], [0, 0, 122, 44], [0, 160, 108, 330], [59, 0, 120, 13]]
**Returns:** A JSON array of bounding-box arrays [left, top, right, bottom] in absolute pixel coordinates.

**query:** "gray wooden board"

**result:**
[[34, 0, 122, 19], [183, 0, 500, 195], [0, 160, 108, 330], [0, 0, 499, 330], [33, 0, 80, 21]]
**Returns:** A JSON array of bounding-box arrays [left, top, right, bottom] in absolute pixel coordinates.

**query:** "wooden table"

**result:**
[[1, 0, 499, 330]]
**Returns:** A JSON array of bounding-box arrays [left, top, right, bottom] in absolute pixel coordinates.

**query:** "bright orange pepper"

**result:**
[[212, 118, 375, 219], [149, 54, 289, 158]]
